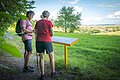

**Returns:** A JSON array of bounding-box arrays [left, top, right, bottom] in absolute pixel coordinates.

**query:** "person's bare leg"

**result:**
[[24, 51, 27, 67], [48, 52, 55, 73], [24, 51, 32, 67], [39, 53, 45, 75]]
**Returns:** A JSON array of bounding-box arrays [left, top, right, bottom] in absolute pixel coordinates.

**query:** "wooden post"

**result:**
[[64, 45, 68, 68]]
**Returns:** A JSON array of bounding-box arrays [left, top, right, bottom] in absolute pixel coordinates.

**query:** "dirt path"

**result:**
[[0, 50, 81, 80], [0, 53, 59, 80]]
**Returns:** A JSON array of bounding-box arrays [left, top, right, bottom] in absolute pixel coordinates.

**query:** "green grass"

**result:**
[[7, 31, 120, 80], [53, 32, 120, 80]]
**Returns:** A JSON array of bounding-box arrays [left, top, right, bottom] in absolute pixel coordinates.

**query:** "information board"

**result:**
[[52, 36, 79, 46]]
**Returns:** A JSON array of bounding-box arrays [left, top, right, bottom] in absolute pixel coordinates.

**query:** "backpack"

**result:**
[[15, 19, 23, 37]]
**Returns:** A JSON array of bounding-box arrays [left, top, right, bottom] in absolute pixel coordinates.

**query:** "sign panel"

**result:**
[[52, 36, 79, 46]]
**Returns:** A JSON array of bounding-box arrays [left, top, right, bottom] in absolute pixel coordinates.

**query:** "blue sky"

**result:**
[[32, 0, 120, 25]]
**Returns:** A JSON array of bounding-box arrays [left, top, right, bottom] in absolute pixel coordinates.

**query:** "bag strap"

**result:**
[[26, 20, 29, 29]]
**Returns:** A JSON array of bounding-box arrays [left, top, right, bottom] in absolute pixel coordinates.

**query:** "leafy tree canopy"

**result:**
[[54, 6, 81, 33], [0, 0, 35, 58], [0, 0, 35, 37]]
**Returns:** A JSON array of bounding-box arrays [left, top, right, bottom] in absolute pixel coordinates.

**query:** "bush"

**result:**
[[91, 29, 101, 33]]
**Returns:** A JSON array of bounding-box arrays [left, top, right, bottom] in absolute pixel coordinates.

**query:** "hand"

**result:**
[[32, 29, 36, 33], [32, 29, 34, 32], [31, 30, 34, 33]]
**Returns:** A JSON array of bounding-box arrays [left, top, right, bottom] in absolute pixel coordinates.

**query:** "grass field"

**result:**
[[53, 32, 120, 80], [5, 31, 120, 80]]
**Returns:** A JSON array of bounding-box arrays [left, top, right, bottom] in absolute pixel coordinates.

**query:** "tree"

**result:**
[[0, 0, 35, 37], [0, 0, 35, 56], [54, 6, 81, 33]]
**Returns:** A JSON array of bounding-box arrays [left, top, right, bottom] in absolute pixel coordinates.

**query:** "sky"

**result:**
[[31, 0, 120, 25]]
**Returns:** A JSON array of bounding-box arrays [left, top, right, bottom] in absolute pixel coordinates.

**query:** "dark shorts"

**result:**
[[36, 41, 53, 54], [23, 39, 32, 52]]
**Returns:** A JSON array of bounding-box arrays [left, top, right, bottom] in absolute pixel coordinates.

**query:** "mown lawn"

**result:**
[[53, 32, 120, 80], [5, 31, 120, 80]]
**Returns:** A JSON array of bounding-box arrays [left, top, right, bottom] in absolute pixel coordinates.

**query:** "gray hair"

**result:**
[[42, 10, 50, 18]]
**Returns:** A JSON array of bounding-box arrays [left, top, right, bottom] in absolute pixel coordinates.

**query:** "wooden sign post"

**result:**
[[52, 36, 79, 67]]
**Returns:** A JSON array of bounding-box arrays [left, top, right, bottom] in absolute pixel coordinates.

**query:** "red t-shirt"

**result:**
[[35, 19, 53, 42]]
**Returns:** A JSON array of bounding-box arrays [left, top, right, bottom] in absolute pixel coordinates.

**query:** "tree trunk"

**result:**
[[64, 20, 67, 33], [65, 27, 67, 33]]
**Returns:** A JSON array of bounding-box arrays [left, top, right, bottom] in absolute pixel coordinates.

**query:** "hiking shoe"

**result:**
[[28, 65, 34, 69], [23, 67, 34, 73], [39, 74, 45, 80], [51, 72, 57, 77]]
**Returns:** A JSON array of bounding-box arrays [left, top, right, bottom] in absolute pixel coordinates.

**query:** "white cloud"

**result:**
[[59, 0, 66, 4], [49, 11, 58, 20], [114, 11, 120, 17], [73, 6, 83, 14], [33, 8, 58, 21], [81, 16, 104, 25], [107, 14, 116, 19], [94, 17, 104, 21], [83, 16, 103, 22], [69, 0, 79, 5], [60, 0, 79, 5], [82, 11, 120, 25], [107, 11, 120, 19]]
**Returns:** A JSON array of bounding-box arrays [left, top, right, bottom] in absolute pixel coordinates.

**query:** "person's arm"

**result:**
[[34, 22, 37, 34], [21, 27, 33, 33], [49, 27, 54, 37], [33, 29, 37, 34], [49, 21, 54, 37]]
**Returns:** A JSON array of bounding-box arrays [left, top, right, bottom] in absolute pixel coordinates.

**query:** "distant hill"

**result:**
[[82, 24, 120, 26], [92, 31, 120, 36]]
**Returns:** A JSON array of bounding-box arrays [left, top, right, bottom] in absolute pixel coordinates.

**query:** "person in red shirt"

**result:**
[[35, 10, 56, 79]]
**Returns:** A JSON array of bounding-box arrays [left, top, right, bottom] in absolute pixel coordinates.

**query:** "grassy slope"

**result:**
[[53, 32, 120, 80]]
